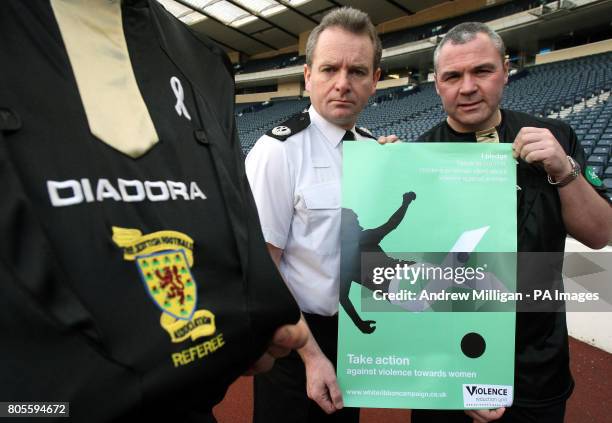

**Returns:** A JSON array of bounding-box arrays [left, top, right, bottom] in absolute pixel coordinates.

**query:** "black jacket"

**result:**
[[0, 1, 299, 421]]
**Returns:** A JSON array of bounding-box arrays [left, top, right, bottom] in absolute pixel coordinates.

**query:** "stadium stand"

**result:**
[[379, 0, 535, 49], [236, 52, 612, 200], [235, 53, 305, 75]]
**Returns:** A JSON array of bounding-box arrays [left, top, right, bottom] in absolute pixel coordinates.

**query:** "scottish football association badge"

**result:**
[[112, 226, 216, 343]]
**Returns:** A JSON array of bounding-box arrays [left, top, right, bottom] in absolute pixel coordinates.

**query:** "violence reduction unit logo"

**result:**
[[463, 384, 513, 408]]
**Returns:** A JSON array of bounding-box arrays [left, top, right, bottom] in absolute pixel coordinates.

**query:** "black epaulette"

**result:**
[[266, 109, 310, 141], [355, 126, 376, 140]]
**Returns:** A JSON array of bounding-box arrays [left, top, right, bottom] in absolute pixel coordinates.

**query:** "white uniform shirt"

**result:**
[[245, 106, 373, 315]]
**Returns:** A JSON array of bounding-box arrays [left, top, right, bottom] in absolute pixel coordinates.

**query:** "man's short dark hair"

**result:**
[[305, 7, 382, 71], [434, 22, 506, 71]]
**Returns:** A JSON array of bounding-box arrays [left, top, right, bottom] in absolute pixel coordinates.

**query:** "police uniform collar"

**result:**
[[355, 126, 376, 140], [309, 106, 353, 148]]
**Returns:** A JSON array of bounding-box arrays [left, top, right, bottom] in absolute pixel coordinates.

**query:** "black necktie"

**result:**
[[342, 130, 355, 141]]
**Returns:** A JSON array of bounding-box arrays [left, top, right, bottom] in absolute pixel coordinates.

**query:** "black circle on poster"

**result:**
[[456, 252, 470, 263], [461, 332, 486, 358]]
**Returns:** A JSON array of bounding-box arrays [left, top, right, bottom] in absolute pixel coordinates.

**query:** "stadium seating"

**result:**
[[502, 53, 611, 116], [562, 99, 612, 201], [235, 53, 305, 75]]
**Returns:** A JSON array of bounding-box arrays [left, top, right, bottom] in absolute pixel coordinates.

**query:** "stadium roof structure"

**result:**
[[156, 0, 447, 55]]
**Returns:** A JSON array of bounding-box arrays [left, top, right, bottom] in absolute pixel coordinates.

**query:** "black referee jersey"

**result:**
[[0, 1, 299, 421], [418, 109, 609, 408]]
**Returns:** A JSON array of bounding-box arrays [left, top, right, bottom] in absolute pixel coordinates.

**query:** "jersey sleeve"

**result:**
[[245, 137, 295, 249], [567, 125, 609, 201]]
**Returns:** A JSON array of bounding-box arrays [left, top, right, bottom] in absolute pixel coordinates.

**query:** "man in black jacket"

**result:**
[[413, 22, 611, 423], [0, 1, 306, 421]]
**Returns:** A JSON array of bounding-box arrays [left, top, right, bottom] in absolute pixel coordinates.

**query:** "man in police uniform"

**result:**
[[413, 22, 612, 423], [0, 1, 308, 422], [245, 7, 396, 423]]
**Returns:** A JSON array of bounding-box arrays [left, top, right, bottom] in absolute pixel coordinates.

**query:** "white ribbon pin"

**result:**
[[170, 76, 191, 121]]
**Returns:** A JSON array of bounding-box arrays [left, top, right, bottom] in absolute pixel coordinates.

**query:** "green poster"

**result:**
[[338, 142, 517, 410]]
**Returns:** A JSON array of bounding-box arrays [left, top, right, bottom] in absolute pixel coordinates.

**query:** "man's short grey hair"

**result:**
[[433, 22, 506, 71], [305, 7, 382, 71]]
